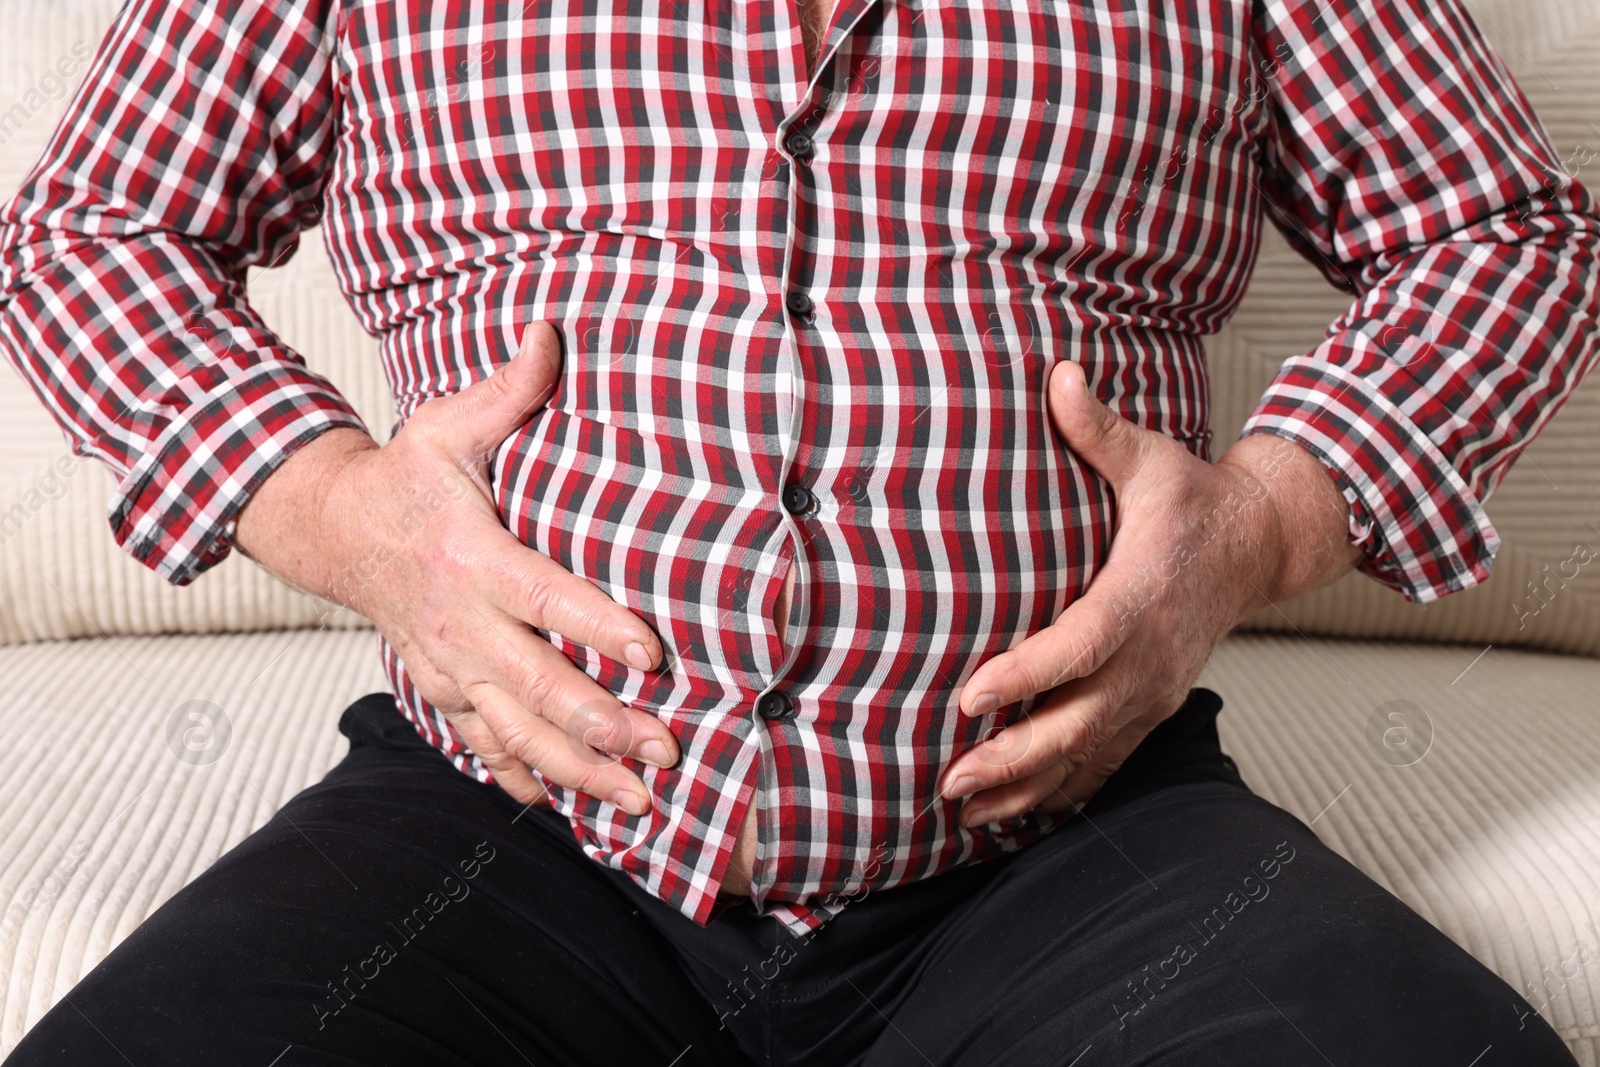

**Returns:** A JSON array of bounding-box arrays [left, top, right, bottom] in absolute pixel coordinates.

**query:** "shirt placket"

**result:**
[[742, 0, 885, 909]]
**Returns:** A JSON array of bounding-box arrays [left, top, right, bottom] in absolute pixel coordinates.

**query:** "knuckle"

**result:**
[[1092, 752, 1128, 779], [480, 365, 514, 403], [477, 742, 519, 772], [1060, 632, 1110, 679], [437, 539, 482, 585], [991, 653, 1048, 700], [1053, 712, 1113, 768], [457, 678, 496, 713], [573, 700, 625, 753], [521, 572, 559, 626], [566, 759, 617, 796], [514, 666, 555, 716], [410, 666, 467, 715], [604, 710, 640, 754], [974, 723, 1036, 775], [491, 720, 541, 766]]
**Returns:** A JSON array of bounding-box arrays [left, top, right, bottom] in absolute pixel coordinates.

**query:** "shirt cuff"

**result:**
[[1241, 356, 1500, 604], [109, 360, 368, 585]]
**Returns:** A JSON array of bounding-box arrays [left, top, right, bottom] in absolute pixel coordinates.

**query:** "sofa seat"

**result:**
[[1204, 636, 1600, 1063], [0, 630, 384, 1054], [0, 631, 1594, 1061]]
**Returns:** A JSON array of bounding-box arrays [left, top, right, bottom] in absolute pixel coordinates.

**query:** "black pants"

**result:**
[[8, 689, 1574, 1066]]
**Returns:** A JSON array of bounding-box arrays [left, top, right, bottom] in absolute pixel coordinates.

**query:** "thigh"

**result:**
[[5, 695, 747, 1067], [864, 780, 1575, 1067]]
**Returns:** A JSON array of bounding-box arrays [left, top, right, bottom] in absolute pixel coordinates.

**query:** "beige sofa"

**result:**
[[2, 0, 1598, 1060]]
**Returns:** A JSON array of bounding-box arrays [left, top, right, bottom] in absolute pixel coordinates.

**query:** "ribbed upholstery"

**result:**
[[0, 630, 386, 1056], [1211, 236, 1600, 657], [1, 0, 1598, 1062], [1203, 637, 1600, 1064], [0, 632, 1594, 1060]]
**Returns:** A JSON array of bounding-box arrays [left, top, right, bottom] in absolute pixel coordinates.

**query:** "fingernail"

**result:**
[[611, 790, 648, 817], [638, 740, 674, 768], [962, 807, 995, 829], [624, 641, 652, 670], [968, 692, 997, 718], [945, 775, 980, 799]]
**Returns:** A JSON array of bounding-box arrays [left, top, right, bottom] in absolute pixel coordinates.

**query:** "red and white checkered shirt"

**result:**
[[3, 0, 1597, 931]]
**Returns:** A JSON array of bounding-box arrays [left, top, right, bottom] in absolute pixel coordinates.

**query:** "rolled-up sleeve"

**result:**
[[0, 0, 365, 585], [1241, 0, 1600, 602]]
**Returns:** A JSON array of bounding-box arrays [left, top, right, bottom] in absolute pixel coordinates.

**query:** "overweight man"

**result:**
[[1, 0, 1595, 1062]]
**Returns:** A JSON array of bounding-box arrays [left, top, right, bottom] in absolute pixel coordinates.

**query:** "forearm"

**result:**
[[0, 0, 350, 585], [233, 426, 379, 603], [1250, 0, 1600, 603]]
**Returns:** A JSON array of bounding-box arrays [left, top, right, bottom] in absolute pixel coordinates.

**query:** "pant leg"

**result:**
[[4, 694, 750, 1067], [856, 691, 1575, 1067]]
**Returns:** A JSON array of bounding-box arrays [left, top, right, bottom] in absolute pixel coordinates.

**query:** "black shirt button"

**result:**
[[784, 130, 815, 161], [781, 482, 815, 515], [786, 289, 814, 319], [757, 690, 796, 721]]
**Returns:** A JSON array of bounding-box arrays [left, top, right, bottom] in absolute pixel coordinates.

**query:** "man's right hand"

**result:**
[[234, 322, 677, 814]]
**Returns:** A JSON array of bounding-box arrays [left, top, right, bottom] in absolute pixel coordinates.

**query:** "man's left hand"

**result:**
[[939, 360, 1360, 827]]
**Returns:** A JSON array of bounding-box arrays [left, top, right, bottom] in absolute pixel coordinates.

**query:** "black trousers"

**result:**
[[8, 689, 1575, 1066]]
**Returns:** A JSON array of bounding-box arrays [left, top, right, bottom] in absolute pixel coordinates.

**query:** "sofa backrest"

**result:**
[[1, 0, 1597, 655]]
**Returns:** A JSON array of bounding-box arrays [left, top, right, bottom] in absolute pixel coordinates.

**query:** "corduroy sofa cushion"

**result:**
[[0, 631, 1595, 1062]]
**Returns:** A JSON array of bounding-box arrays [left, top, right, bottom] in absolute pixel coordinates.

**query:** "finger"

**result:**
[[465, 682, 654, 816], [467, 613, 680, 769], [959, 559, 1146, 715], [385, 639, 471, 718], [421, 568, 677, 766], [1035, 714, 1151, 814], [449, 706, 550, 807], [944, 676, 1123, 797], [474, 520, 663, 672], [1046, 359, 1154, 489], [419, 320, 563, 466], [957, 761, 1071, 829]]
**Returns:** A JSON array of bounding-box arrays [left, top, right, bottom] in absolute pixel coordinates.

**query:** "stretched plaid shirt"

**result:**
[[2, 0, 1597, 932]]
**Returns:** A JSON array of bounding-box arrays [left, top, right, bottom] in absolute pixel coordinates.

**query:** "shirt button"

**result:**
[[784, 130, 815, 161], [786, 289, 814, 320], [757, 690, 796, 721], [781, 482, 816, 515]]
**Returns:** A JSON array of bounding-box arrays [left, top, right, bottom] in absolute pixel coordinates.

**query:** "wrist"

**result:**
[[234, 426, 380, 601], [1216, 433, 1360, 612]]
